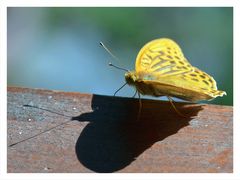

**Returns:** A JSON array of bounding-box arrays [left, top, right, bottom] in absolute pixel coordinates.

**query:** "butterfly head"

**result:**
[[125, 71, 137, 86]]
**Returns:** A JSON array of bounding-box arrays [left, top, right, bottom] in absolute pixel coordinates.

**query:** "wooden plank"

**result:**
[[7, 86, 233, 173]]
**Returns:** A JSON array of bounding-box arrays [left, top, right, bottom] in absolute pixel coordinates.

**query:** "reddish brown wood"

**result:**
[[7, 86, 232, 173]]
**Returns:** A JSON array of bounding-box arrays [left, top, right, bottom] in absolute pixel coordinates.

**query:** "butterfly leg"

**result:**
[[137, 92, 142, 120], [132, 89, 137, 98], [167, 96, 188, 118], [113, 82, 127, 96]]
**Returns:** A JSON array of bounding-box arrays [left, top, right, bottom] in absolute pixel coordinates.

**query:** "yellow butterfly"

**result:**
[[101, 38, 226, 116], [125, 38, 226, 101]]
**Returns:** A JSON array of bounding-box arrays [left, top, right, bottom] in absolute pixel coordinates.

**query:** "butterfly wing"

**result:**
[[135, 38, 193, 77], [135, 38, 226, 101]]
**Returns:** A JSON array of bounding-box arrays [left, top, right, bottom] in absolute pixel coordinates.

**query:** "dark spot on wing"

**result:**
[[203, 80, 209, 85], [159, 51, 165, 56], [192, 78, 199, 82], [200, 75, 206, 79], [174, 56, 180, 60], [176, 66, 182, 69], [167, 55, 173, 59], [190, 74, 197, 77], [195, 70, 200, 74]]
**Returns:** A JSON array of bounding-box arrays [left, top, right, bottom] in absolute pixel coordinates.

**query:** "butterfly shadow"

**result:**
[[72, 94, 203, 173]]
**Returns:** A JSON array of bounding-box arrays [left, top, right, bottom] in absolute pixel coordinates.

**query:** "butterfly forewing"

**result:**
[[135, 38, 193, 77]]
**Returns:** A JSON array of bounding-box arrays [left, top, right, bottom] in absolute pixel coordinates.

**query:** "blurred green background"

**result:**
[[7, 7, 233, 105]]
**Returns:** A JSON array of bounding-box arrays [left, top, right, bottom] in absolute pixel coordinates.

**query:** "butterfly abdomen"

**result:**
[[134, 79, 219, 102], [135, 81, 162, 97]]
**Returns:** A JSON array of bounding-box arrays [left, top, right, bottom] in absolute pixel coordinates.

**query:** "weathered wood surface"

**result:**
[[7, 86, 233, 173]]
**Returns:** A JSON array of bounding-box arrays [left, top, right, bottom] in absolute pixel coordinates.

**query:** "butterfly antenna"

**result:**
[[109, 62, 129, 72], [100, 41, 129, 72], [100, 42, 119, 61], [167, 96, 188, 118]]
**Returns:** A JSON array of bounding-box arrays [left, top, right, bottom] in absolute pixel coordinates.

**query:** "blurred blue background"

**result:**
[[7, 7, 233, 105]]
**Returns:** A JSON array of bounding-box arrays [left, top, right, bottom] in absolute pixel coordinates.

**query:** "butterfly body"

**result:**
[[125, 71, 214, 101], [125, 38, 226, 102]]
